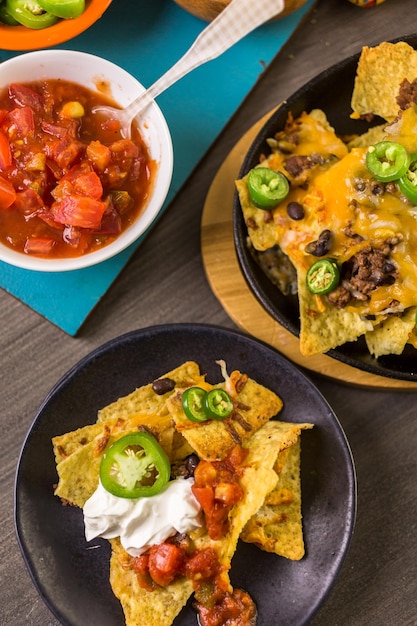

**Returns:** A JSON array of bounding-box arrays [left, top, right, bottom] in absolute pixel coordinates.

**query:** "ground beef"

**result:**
[[396, 77, 417, 110], [327, 244, 398, 308]]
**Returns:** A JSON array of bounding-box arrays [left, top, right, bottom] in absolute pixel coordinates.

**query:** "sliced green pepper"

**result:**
[[247, 167, 290, 209], [100, 432, 170, 499], [0, 1, 20, 24], [306, 258, 340, 295], [182, 386, 209, 422], [366, 141, 409, 182], [37, 0, 84, 19], [6, 0, 58, 28], [398, 152, 417, 205], [203, 388, 233, 420]]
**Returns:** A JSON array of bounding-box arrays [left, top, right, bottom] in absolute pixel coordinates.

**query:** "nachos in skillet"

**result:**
[[52, 360, 313, 626], [236, 41, 417, 359]]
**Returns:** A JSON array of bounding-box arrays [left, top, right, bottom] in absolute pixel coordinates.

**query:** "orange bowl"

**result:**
[[0, 0, 112, 50]]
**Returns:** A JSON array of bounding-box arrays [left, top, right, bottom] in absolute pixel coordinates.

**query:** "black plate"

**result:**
[[233, 34, 417, 382], [15, 324, 356, 626]]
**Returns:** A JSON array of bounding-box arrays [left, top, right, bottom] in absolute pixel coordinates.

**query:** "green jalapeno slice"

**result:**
[[306, 258, 340, 295], [100, 432, 171, 499], [398, 152, 417, 205], [6, 0, 58, 28], [182, 386, 209, 422], [247, 167, 290, 209], [203, 388, 233, 420], [0, 1, 19, 24], [37, 0, 85, 19], [366, 141, 409, 182]]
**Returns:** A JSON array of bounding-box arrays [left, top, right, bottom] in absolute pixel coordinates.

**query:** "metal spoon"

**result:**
[[93, 0, 285, 138]]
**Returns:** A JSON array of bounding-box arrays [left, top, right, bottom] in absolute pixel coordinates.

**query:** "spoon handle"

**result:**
[[128, 0, 284, 116]]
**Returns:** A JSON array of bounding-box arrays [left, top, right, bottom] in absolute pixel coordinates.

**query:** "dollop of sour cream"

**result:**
[[83, 478, 202, 556]]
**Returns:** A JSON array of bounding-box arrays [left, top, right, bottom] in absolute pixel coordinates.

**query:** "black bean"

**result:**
[[305, 229, 333, 256], [152, 377, 176, 395], [287, 201, 305, 220]]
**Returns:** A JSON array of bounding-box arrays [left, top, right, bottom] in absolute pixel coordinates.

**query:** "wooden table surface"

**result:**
[[2, 1, 417, 624]]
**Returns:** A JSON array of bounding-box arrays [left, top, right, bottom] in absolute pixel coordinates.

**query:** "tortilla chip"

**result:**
[[236, 110, 348, 254], [365, 307, 417, 357], [108, 420, 306, 626], [346, 123, 387, 150], [167, 376, 283, 461], [298, 268, 374, 356], [110, 538, 194, 626], [351, 42, 417, 121], [242, 438, 306, 560], [97, 361, 203, 423]]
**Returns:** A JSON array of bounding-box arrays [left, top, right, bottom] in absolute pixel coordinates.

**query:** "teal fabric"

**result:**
[[0, 0, 314, 334]]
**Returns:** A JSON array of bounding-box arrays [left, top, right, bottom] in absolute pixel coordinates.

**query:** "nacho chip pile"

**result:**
[[236, 41, 417, 359], [52, 361, 313, 626]]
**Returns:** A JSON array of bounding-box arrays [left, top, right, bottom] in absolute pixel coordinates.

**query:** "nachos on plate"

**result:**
[[236, 41, 417, 358], [52, 361, 313, 626]]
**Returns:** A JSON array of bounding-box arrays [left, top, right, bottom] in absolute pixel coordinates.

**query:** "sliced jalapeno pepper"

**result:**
[[203, 388, 233, 420], [37, 0, 85, 19], [0, 2, 19, 24], [366, 141, 409, 182], [100, 432, 170, 499], [306, 258, 340, 295], [247, 167, 290, 209], [182, 386, 208, 422], [398, 152, 417, 205], [6, 0, 58, 28]]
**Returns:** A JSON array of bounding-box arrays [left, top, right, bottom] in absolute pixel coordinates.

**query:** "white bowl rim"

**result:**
[[0, 50, 173, 272]]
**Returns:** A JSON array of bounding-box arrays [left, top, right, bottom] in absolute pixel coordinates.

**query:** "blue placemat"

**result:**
[[0, 0, 314, 335]]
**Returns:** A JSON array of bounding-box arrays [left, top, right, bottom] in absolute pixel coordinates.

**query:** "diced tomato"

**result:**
[[74, 170, 103, 199], [184, 547, 221, 582], [13, 189, 45, 216], [87, 140, 111, 171], [24, 237, 55, 256], [7, 107, 35, 136], [0, 131, 12, 170], [110, 139, 140, 159], [41, 119, 79, 140], [148, 543, 184, 587], [9, 83, 43, 111], [192, 485, 215, 512], [51, 195, 107, 229], [0, 174, 16, 209], [131, 554, 155, 592], [47, 138, 82, 170]]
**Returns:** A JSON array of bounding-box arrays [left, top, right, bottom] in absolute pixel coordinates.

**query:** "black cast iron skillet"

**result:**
[[233, 33, 417, 382]]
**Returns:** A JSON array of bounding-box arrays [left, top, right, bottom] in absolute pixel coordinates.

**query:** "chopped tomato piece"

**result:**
[[9, 83, 43, 111], [191, 485, 215, 512], [184, 547, 221, 582], [0, 174, 16, 209], [48, 138, 82, 170], [74, 170, 103, 199], [7, 107, 35, 136], [51, 196, 107, 229], [13, 189, 44, 215], [87, 140, 111, 171], [148, 543, 184, 587], [0, 131, 12, 170], [24, 237, 55, 256]]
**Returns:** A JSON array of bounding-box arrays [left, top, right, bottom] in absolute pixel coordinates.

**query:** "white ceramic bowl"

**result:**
[[0, 50, 173, 272]]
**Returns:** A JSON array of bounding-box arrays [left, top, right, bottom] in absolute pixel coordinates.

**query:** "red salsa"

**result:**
[[0, 79, 154, 258], [125, 446, 257, 625]]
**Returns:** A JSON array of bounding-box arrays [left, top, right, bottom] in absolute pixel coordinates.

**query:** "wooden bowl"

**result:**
[[172, 0, 309, 21]]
